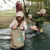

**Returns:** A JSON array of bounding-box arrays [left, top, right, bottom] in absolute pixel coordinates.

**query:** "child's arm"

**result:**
[[30, 26, 38, 30], [22, 20, 27, 30], [10, 19, 17, 29]]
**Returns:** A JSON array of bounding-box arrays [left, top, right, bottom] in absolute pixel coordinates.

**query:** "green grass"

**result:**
[[0, 8, 16, 16], [0, 25, 9, 29], [0, 16, 16, 29], [0, 13, 16, 16]]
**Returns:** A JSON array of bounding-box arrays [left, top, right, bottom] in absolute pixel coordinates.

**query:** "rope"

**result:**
[[17, 27, 24, 43]]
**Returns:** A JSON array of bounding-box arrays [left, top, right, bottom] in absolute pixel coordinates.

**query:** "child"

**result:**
[[36, 9, 47, 33], [36, 9, 47, 28], [28, 14, 40, 35], [10, 11, 27, 50]]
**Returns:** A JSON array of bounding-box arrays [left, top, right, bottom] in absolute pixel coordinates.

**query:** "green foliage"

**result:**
[[46, 15, 50, 20], [32, 16, 46, 29]]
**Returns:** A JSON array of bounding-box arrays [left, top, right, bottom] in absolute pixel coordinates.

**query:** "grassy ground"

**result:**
[[0, 9, 16, 29], [0, 8, 16, 16]]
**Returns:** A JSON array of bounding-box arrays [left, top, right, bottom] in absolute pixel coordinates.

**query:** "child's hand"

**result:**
[[19, 27, 22, 30], [12, 26, 17, 29]]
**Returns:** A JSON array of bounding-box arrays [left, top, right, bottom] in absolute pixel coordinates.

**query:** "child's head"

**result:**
[[37, 9, 46, 16], [16, 11, 24, 27], [16, 11, 24, 21], [28, 14, 32, 20]]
